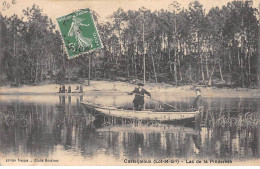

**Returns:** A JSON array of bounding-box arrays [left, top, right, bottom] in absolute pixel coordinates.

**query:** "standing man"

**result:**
[[129, 83, 151, 111], [59, 86, 62, 93], [193, 88, 203, 108], [80, 85, 83, 93], [68, 86, 71, 93]]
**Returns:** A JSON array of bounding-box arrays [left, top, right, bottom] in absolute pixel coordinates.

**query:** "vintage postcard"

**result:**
[[0, 0, 259, 166]]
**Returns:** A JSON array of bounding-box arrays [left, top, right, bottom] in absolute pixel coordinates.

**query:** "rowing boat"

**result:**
[[81, 101, 203, 123]]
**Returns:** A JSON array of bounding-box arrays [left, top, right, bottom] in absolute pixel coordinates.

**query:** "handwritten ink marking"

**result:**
[[1, 0, 15, 11]]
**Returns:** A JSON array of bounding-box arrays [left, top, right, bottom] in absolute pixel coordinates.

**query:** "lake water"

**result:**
[[0, 94, 259, 165]]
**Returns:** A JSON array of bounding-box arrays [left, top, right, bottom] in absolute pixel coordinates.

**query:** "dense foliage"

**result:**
[[0, 0, 259, 87]]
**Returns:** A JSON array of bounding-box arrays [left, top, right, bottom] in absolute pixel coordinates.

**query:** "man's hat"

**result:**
[[137, 83, 144, 86]]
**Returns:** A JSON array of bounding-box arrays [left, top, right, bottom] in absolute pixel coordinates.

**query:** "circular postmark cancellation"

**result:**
[[56, 8, 103, 59]]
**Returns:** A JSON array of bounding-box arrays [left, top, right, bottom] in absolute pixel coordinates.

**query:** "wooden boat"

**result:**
[[81, 101, 203, 123]]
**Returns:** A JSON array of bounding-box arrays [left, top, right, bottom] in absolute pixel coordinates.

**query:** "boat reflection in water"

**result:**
[[94, 123, 201, 158], [0, 95, 259, 162]]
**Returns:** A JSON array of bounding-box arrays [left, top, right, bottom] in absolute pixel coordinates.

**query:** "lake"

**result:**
[[0, 94, 259, 165]]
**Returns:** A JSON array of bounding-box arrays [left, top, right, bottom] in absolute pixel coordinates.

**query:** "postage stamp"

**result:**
[[56, 8, 102, 59]]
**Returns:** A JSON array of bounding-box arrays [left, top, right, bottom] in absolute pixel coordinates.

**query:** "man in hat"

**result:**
[[128, 83, 151, 111], [193, 88, 203, 108]]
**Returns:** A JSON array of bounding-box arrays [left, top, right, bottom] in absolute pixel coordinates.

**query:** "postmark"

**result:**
[[56, 8, 102, 59]]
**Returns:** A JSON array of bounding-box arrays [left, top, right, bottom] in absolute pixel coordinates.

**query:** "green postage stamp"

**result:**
[[56, 8, 102, 59]]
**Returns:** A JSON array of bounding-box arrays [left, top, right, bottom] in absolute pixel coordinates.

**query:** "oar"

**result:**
[[127, 92, 180, 111]]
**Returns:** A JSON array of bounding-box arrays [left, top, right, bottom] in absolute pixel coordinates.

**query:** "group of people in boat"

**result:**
[[129, 83, 203, 111]]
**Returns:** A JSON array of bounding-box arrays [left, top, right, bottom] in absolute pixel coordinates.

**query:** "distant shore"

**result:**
[[0, 80, 259, 98]]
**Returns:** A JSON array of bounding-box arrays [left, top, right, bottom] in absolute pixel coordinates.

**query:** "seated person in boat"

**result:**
[[128, 83, 151, 111], [193, 88, 203, 108]]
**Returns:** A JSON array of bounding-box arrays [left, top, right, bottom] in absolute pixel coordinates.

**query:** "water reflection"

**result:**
[[0, 95, 259, 162]]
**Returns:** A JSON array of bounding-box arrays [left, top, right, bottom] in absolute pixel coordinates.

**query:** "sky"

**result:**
[[1, 0, 259, 24]]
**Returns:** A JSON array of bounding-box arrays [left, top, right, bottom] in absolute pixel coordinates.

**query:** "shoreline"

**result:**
[[0, 91, 259, 98], [0, 80, 259, 98]]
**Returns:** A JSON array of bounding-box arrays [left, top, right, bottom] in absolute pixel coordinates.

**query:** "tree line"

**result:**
[[0, 0, 259, 87]]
